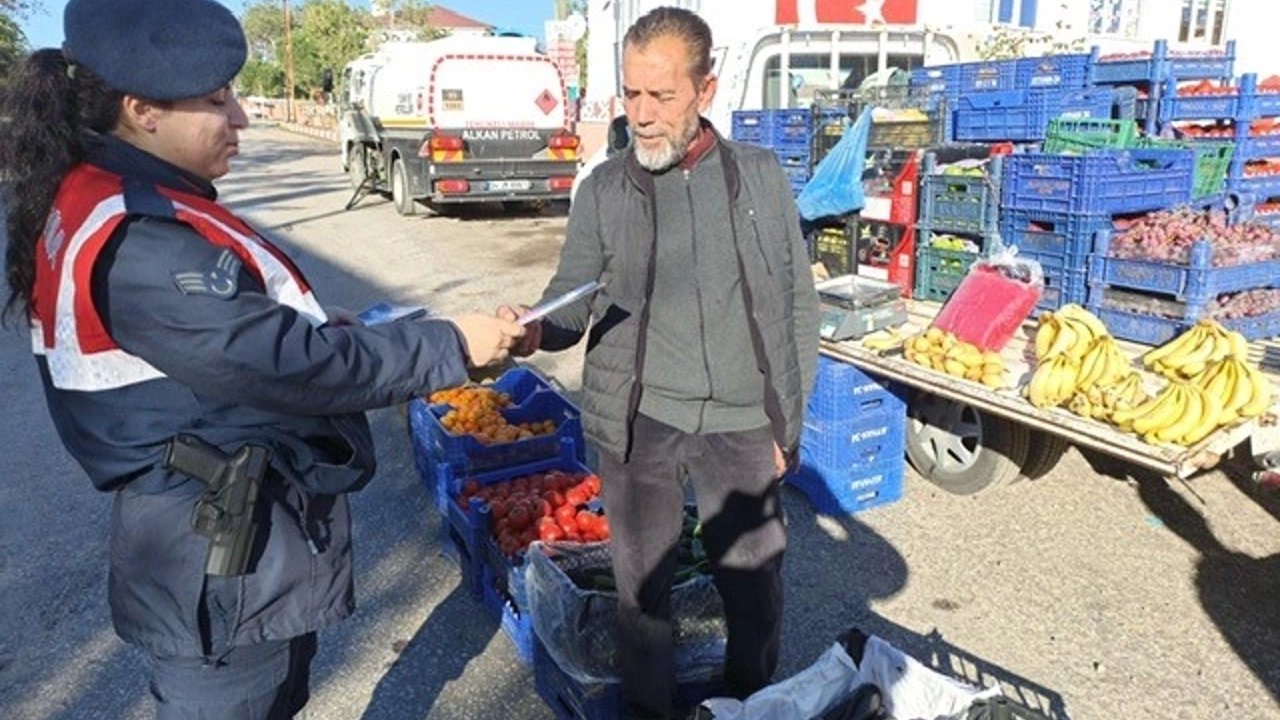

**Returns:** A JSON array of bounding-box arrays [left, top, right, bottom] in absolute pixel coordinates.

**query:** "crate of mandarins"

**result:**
[[407, 366, 585, 476]]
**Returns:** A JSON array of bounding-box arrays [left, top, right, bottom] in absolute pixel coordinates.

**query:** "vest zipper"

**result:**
[[686, 169, 714, 432]]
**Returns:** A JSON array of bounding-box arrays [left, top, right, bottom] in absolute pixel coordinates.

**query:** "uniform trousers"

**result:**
[[597, 413, 787, 719], [149, 633, 315, 720]]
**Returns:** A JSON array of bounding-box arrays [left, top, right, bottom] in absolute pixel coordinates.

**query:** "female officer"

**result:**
[[0, 0, 523, 717]]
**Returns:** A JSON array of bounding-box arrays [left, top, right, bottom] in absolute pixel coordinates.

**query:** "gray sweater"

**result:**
[[638, 143, 770, 433]]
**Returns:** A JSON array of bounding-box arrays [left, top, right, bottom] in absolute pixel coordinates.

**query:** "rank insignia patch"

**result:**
[[173, 249, 242, 299]]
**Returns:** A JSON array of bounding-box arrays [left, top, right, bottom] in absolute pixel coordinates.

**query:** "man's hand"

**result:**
[[773, 441, 787, 479], [496, 304, 542, 357], [324, 306, 362, 327], [449, 314, 525, 367]]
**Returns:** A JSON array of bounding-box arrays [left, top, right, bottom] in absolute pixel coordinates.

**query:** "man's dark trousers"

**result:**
[[598, 413, 787, 719]]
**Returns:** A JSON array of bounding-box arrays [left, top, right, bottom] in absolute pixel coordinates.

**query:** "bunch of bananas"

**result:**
[[903, 327, 1007, 388], [1033, 304, 1111, 362], [1143, 320, 1249, 379], [1189, 356, 1273, 425], [1026, 305, 1132, 408], [1067, 374, 1148, 421], [1110, 380, 1225, 446]]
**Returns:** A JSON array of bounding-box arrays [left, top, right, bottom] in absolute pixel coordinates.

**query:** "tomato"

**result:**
[[537, 499, 554, 518], [554, 504, 576, 526], [462, 480, 480, 496], [565, 487, 588, 507], [489, 499, 509, 520], [508, 505, 531, 531], [558, 518, 577, 536], [584, 474, 602, 495], [539, 522, 566, 543], [576, 510, 598, 533], [543, 490, 566, 508], [563, 529, 583, 543]]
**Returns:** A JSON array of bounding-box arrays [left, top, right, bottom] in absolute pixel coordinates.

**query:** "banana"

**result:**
[[1130, 385, 1187, 436], [1034, 317, 1059, 360], [1111, 384, 1170, 427], [1043, 319, 1079, 361], [1058, 304, 1110, 340], [1220, 360, 1252, 418], [1239, 362, 1274, 418], [1076, 341, 1107, 390], [1165, 329, 1217, 377], [1225, 329, 1250, 361], [1026, 362, 1057, 408], [1202, 359, 1234, 406], [1068, 392, 1093, 418], [861, 329, 903, 351], [1180, 385, 1224, 446], [1144, 325, 1205, 368], [1150, 382, 1202, 444], [1058, 316, 1096, 360]]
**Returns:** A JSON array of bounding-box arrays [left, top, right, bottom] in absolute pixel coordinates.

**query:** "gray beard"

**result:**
[[633, 122, 699, 172]]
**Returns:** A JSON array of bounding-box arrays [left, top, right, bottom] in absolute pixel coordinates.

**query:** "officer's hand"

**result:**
[[497, 304, 542, 357], [325, 306, 363, 327], [450, 314, 525, 367]]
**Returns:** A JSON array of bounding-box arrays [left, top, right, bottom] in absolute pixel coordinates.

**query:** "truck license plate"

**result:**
[[488, 180, 532, 192]]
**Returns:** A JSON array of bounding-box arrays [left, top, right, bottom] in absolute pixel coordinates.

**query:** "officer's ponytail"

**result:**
[[1, 49, 122, 324]]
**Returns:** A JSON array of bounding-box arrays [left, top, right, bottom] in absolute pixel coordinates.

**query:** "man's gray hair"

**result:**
[[623, 6, 713, 82]]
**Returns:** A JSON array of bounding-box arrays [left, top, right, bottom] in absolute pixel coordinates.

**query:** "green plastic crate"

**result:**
[[1137, 137, 1234, 198], [1042, 118, 1138, 154], [914, 242, 979, 302]]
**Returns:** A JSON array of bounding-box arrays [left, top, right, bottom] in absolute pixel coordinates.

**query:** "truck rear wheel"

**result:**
[[1019, 431, 1070, 481], [347, 145, 366, 189], [391, 158, 417, 216], [905, 393, 1030, 495]]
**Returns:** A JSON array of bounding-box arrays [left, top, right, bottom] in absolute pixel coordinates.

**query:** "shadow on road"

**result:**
[[1132, 471, 1280, 706]]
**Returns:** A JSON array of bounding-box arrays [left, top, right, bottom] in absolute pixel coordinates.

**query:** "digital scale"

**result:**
[[815, 275, 907, 342]]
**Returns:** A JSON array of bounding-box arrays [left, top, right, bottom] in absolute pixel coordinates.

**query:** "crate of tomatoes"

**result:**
[[445, 440, 606, 664]]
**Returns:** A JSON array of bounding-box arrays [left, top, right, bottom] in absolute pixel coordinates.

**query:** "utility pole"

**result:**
[[283, 0, 296, 123]]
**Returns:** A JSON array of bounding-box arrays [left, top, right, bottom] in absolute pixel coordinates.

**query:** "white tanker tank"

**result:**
[[340, 35, 581, 214]]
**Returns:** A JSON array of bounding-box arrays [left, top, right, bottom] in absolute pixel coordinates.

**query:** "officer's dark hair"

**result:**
[[1, 49, 123, 323], [623, 6, 714, 84]]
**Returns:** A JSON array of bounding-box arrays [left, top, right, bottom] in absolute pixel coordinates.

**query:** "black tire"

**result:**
[[905, 392, 1030, 495], [1019, 431, 1070, 481], [391, 157, 417, 216], [346, 144, 366, 189]]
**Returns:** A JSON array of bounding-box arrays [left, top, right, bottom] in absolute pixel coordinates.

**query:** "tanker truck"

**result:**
[[340, 34, 581, 215]]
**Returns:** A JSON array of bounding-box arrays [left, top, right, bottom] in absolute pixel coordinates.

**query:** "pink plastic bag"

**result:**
[[932, 249, 1044, 351]]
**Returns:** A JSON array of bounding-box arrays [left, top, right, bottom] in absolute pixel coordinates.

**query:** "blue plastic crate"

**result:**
[[1086, 301, 1280, 344], [953, 86, 1113, 142], [1156, 88, 1245, 123], [807, 355, 908, 422], [799, 409, 906, 474], [1017, 54, 1091, 89], [731, 109, 812, 144], [1088, 40, 1235, 85], [1001, 148, 1194, 215], [1236, 134, 1280, 163], [999, 207, 1112, 259], [481, 564, 535, 665], [787, 456, 905, 516], [1091, 233, 1280, 304], [412, 388, 584, 475], [919, 165, 1001, 236], [533, 640, 725, 720], [1229, 171, 1280, 200]]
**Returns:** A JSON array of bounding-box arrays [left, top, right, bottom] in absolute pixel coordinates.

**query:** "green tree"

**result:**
[[389, 0, 448, 40], [242, 1, 286, 62], [0, 5, 28, 96], [238, 57, 284, 97], [292, 0, 371, 95]]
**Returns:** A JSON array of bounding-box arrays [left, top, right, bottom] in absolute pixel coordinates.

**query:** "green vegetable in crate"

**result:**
[[582, 511, 710, 591]]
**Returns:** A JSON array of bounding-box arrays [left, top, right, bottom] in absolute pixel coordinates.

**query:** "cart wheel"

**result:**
[[905, 393, 1030, 495], [391, 158, 418, 216], [1018, 431, 1071, 481]]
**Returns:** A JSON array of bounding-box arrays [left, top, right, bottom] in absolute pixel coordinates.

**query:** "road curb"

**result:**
[[273, 121, 338, 143]]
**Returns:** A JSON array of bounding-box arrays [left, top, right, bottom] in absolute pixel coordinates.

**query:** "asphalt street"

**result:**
[[1, 126, 1278, 719]]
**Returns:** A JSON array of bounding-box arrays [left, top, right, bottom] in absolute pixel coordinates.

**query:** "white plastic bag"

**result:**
[[701, 635, 1000, 720]]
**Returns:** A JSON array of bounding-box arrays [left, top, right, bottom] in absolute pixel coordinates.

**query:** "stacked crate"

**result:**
[[730, 108, 812, 194], [1088, 39, 1236, 135], [908, 54, 1111, 143], [1086, 230, 1280, 344], [914, 153, 1002, 303], [406, 367, 587, 663], [786, 357, 908, 516], [998, 146, 1196, 312]]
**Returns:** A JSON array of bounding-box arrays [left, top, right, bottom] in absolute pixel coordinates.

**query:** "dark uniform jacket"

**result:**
[[31, 135, 469, 658], [536, 126, 820, 461]]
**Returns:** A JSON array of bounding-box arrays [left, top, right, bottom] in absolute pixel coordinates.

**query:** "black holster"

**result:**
[[163, 434, 270, 576]]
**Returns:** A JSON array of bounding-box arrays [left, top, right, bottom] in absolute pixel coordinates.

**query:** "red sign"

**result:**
[[535, 89, 559, 115], [775, 0, 918, 25]]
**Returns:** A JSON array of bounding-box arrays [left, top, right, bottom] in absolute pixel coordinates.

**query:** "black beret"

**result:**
[[63, 0, 247, 101]]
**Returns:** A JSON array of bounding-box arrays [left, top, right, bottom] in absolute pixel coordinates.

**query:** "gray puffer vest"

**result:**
[[551, 132, 819, 462]]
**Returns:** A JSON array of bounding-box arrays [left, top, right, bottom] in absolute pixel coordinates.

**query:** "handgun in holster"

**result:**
[[163, 434, 270, 576]]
